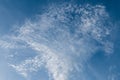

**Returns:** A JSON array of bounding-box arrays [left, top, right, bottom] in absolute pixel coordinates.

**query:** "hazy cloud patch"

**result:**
[[0, 3, 114, 80]]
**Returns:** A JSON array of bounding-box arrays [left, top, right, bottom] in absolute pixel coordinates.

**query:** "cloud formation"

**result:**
[[1, 3, 114, 80]]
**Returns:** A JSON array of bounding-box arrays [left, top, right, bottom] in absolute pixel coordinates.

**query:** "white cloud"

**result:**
[[0, 3, 114, 80], [0, 40, 16, 49]]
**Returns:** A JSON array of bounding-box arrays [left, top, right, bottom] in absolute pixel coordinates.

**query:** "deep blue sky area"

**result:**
[[0, 0, 120, 35], [0, 0, 120, 33], [0, 0, 120, 80]]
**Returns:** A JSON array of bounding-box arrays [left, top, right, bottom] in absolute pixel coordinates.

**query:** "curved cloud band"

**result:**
[[1, 3, 114, 80]]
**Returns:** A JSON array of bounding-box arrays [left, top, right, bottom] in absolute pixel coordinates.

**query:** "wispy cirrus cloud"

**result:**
[[1, 3, 114, 80]]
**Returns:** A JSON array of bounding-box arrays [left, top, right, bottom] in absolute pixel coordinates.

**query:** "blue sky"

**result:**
[[0, 0, 120, 80]]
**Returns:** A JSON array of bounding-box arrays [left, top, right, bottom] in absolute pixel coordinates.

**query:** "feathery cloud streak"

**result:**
[[1, 3, 114, 80]]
